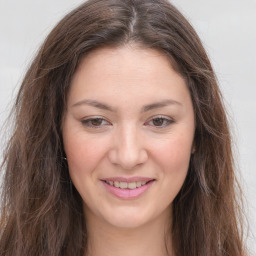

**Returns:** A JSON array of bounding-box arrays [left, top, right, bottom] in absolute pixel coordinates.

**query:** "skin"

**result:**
[[62, 45, 195, 256]]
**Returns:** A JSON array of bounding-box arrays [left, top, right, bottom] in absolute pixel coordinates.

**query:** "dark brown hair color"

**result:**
[[0, 0, 247, 255]]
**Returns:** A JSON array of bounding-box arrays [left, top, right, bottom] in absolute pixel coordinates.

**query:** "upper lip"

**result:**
[[102, 177, 155, 182]]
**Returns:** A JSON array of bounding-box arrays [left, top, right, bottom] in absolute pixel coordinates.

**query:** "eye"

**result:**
[[81, 117, 111, 128], [145, 116, 174, 128]]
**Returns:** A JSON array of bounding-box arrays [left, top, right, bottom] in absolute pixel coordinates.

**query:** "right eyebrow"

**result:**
[[72, 99, 116, 112]]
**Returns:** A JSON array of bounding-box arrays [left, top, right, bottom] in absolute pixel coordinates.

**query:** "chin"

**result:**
[[101, 206, 159, 229], [107, 215, 148, 229]]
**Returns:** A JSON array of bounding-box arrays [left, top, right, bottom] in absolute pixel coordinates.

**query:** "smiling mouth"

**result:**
[[103, 180, 154, 190]]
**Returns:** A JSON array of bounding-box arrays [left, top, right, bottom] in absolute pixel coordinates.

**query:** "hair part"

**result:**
[[0, 0, 247, 255]]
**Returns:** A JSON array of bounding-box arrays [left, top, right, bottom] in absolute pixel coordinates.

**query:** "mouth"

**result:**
[[101, 177, 156, 199], [103, 180, 154, 190]]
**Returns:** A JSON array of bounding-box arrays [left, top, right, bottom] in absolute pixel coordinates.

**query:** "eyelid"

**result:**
[[144, 115, 174, 128], [81, 116, 112, 128], [80, 115, 174, 129]]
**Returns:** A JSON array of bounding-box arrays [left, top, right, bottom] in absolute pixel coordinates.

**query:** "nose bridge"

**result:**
[[120, 123, 138, 157], [110, 123, 147, 169]]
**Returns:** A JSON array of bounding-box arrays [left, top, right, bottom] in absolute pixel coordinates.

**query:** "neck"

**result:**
[[84, 207, 174, 256]]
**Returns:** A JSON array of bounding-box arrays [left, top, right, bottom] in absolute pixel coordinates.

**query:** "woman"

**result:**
[[0, 0, 247, 255]]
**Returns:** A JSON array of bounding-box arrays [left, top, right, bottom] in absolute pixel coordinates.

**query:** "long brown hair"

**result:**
[[0, 0, 246, 255]]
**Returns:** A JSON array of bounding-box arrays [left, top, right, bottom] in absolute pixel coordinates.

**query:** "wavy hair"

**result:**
[[0, 0, 246, 255]]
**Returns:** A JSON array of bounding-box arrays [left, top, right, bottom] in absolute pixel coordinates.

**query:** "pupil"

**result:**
[[91, 118, 102, 126], [153, 118, 163, 126]]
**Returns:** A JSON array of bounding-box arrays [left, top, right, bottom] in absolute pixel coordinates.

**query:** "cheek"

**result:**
[[152, 136, 192, 172], [152, 137, 192, 205], [63, 134, 111, 206], [63, 132, 109, 179]]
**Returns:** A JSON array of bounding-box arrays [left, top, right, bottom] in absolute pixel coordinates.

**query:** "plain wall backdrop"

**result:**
[[0, 0, 255, 253]]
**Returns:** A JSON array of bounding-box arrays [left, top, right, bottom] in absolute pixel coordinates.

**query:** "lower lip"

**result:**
[[102, 180, 155, 199]]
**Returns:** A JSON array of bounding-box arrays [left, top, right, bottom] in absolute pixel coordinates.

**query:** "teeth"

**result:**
[[105, 180, 151, 189], [120, 182, 128, 189], [136, 181, 142, 187], [114, 181, 120, 188], [128, 182, 136, 189]]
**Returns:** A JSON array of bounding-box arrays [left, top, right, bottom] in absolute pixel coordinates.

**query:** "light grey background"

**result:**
[[0, 0, 255, 253]]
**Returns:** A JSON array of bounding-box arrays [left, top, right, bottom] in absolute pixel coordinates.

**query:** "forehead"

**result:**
[[74, 45, 177, 81], [68, 45, 190, 108]]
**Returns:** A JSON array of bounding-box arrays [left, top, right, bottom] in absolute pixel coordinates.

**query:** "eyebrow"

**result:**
[[72, 99, 182, 112]]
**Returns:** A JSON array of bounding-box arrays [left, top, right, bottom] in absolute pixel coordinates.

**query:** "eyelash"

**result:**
[[145, 116, 174, 128], [81, 116, 174, 129], [81, 117, 111, 128]]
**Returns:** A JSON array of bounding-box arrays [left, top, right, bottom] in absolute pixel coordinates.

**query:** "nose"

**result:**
[[108, 125, 148, 170]]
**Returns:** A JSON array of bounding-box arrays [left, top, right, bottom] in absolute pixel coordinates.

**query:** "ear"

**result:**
[[191, 143, 196, 154]]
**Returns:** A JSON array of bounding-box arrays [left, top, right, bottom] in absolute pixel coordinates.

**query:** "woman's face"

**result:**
[[62, 45, 195, 229]]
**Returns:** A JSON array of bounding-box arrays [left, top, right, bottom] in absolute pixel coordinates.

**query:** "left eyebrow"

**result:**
[[141, 99, 182, 112]]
